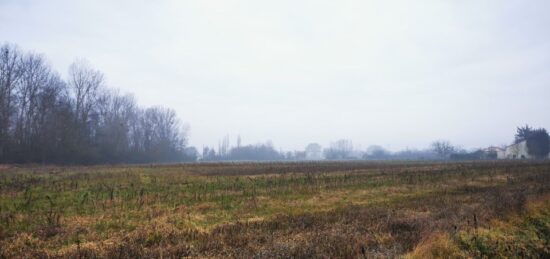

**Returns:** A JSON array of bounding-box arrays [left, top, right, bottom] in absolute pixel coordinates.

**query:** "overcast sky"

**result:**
[[1, 0, 549, 151]]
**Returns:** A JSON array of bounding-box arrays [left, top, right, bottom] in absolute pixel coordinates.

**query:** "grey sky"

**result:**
[[1, 0, 549, 151]]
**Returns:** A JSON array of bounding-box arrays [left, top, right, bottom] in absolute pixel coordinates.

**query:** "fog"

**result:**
[[2, 0, 549, 152]]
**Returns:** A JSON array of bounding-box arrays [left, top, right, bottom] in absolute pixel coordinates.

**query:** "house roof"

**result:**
[[506, 140, 527, 148], [483, 146, 505, 152]]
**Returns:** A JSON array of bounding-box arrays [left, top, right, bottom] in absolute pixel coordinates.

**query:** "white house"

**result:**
[[502, 140, 531, 159]]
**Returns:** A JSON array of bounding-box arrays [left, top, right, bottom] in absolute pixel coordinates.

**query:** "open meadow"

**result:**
[[1, 161, 549, 258]]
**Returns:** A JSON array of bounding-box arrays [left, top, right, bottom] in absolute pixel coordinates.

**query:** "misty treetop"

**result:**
[[201, 140, 284, 161], [0, 43, 191, 164]]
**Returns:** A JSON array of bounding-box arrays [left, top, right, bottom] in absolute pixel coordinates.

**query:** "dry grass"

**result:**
[[405, 232, 466, 259], [0, 160, 549, 258]]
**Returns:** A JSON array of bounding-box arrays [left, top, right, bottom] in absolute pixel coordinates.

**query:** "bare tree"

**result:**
[[0, 44, 23, 160], [431, 140, 455, 159], [0, 44, 191, 164], [14, 54, 51, 150], [218, 135, 230, 158], [33, 74, 68, 163], [137, 106, 187, 162], [68, 60, 104, 127], [94, 89, 138, 162], [324, 139, 353, 159]]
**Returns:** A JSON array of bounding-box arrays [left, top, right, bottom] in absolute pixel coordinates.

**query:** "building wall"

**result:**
[[504, 141, 531, 159], [497, 150, 507, 159]]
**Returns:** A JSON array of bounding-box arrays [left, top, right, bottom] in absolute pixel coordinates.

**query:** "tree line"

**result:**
[[199, 137, 444, 161], [0, 43, 191, 164], [3, 44, 548, 164], [201, 136, 284, 161]]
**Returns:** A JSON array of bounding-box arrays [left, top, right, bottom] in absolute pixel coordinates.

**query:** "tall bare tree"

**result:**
[[68, 60, 104, 127], [0, 44, 192, 164], [0, 44, 23, 160], [14, 54, 52, 154]]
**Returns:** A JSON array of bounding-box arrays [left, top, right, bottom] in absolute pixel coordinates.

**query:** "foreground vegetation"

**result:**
[[0, 161, 549, 258]]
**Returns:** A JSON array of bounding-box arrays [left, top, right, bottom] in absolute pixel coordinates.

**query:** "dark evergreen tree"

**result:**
[[515, 124, 533, 143], [526, 128, 550, 159]]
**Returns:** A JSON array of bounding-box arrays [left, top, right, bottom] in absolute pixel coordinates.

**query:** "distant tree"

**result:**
[[515, 124, 533, 144], [202, 147, 210, 160], [431, 140, 455, 159], [392, 148, 438, 160], [94, 89, 137, 163], [450, 150, 484, 160], [218, 135, 230, 159], [137, 107, 186, 162], [69, 60, 104, 127], [364, 145, 388, 159], [201, 147, 218, 161], [0, 43, 190, 164], [13, 53, 55, 162], [324, 139, 353, 159], [183, 146, 198, 161], [294, 151, 306, 160], [0, 44, 23, 161], [285, 151, 294, 160], [208, 149, 217, 160], [525, 128, 550, 159], [228, 142, 283, 161]]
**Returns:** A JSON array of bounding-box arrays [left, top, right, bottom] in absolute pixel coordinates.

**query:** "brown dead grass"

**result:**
[[0, 161, 549, 258], [406, 232, 468, 259]]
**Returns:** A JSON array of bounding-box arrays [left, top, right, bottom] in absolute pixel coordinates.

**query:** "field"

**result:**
[[1, 161, 549, 258]]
